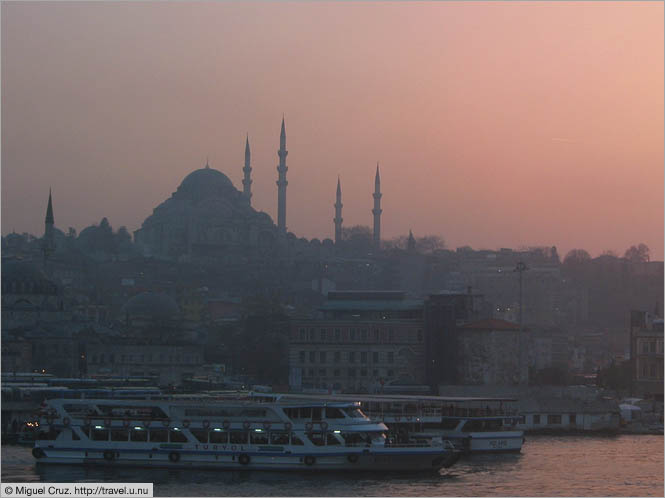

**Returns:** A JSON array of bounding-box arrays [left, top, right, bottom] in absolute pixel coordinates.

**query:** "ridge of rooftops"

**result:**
[[320, 290, 478, 312]]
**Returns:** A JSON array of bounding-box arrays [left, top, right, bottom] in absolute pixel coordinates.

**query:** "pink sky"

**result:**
[[2, 2, 663, 259]]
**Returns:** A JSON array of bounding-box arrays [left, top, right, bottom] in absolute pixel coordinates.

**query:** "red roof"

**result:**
[[461, 319, 520, 331]]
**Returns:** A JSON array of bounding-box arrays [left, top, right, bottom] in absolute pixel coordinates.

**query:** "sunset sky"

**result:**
[[2, 2, 663, 259]]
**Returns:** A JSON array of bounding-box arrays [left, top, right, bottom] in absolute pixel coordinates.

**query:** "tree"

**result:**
[[624, 243, 650, 263], [563, 249, 591, 266], [417, 235, 446, 253]]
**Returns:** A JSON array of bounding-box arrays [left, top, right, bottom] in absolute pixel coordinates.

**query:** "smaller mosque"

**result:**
[[133, 119, 384, 262]]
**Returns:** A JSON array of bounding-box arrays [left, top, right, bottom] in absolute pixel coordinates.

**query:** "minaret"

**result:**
[[242, 134, 252, 205], [334, 177, 343, 245], [43, 188, 55, 261], [407, 229, 416, 252], [372, 163, 382, 252], [276, 117, 288, 232]]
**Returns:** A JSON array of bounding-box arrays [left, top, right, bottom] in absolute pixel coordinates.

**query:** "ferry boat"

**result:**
[[254, 393, 525, 454], [32, 397, 460, 471]]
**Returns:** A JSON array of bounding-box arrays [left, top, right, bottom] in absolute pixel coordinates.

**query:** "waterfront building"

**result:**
[[288, 291, 426, 392], [630, 310, 664, 400]]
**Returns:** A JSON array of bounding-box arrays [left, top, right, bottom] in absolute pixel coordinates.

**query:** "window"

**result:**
[[374, 330, 380, 341], [320, 351, 327, 363], [250, 431, 269, 444], [373, 369, 378, 377], [361, 352, 368, 363], [299, 328, 306, 340], [170, 429, 188, 443], [349, 368, 356, 378], [92, 429, 109, 441], [349, 352, 355, 363], [361, 329, 368, 341], [291, 434, 304, 445], [191, 429, 208, 443], [318, 368, 326, 377], [308, 368, 314, 377], [569, 414, 576, 425], [309, 432, 325, 446], [334, 352, 341, 363], [230, 431, 248, 444], [387, 370, 394, 377], [335, 329, 341, 341], [388, 352, 394, 364], [642, 342, 649, 353], [649, 363, 657, 378], [333, 369, 340, 377], [309, 328, 315, 340], [533, 415, 541, 425], [360, 368, 368, 377], [547, 414, 561, 424], [350, 329, 356, 341], [149, 429, 168, 442], [320, 329, 327, 341], [111, 430, 128, 441], [130, 428, 147, 442], [417, 330, 423, 342], [325, 407, 345, 419], [327, 433, 341, 445], [312, 407, 322, 420], [650, 342, 657, 353], [271, 432, 289, 445], [389, 329, 394, 341], [300, 351, 306, 363], [309, 352, 316, 363], [373, 352, 379, 363]]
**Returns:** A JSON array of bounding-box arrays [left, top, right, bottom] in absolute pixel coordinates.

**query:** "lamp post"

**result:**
[[514, 261, 528, 385]]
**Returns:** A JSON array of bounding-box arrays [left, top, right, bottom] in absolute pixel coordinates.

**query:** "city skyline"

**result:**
[[2, 2, 663, 259]]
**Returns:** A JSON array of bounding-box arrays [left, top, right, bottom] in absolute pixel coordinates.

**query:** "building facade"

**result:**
[[289, 291, 425, 392]]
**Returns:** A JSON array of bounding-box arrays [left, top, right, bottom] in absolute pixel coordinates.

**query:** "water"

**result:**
[[2, 435, 663, 496]]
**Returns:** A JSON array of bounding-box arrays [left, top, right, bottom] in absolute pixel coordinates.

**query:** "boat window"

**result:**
[[170, 429, 188, 443], [290, 434, 304, 445], [298, 407, 312, 419], [270, 431, 289, 445], [341, 432, 366, 446], [209, 430, 228, 444], [130, 428, 147, 442], [326, 433, 341, 445], [283, 408, 298, 419], [485, 419, 502, 431], [149, 429, 168, 442], [230, 431, 248, 444], [36, 429, 61, 441], [312, 407, 322, 421], [190, 429, 208, 443], [343, 408, 366, 419], [325, 407, 345, 419], [308, 432, 325, 446], [461, 420, 483, 433], [439, 419, 460, 430], [92, 428, 109, 441], [111, 430, 129, 441], [250, 431, 269, 445]]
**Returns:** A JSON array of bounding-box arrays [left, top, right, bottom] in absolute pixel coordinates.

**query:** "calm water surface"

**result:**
[[2, 435, 663, 496]]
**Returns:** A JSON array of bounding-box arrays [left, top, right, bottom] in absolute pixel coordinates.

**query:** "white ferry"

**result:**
[[32, 397, 460, 471], [255, 393, 525, 454]]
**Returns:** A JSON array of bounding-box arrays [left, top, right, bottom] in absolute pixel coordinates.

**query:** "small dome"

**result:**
[[1, 260, 58, 294], [122, 292, 179, 320], [175, 167, 235, 201]]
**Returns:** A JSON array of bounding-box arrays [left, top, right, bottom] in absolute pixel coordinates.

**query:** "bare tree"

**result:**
[[624, 243, 650, 263]]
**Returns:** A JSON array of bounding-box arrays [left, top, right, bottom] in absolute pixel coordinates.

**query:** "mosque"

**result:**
[[132, 118, 384, 262]]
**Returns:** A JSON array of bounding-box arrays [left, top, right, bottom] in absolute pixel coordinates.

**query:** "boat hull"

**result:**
[[33, 446, 458, 472]]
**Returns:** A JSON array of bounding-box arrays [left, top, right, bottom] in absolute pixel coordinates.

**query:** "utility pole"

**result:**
[[514, 261, 528, 385]]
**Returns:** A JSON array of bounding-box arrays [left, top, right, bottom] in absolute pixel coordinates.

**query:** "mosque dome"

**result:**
[[122, 292, 180, 321], [174, 166, 236, 201], [1, 260, 58, 295]]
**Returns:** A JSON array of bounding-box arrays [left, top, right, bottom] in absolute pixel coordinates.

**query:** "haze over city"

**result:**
[[2, 1, 663, 259]]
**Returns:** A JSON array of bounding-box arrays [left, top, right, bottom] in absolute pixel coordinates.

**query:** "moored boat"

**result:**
[[32, 397, 460, 471]]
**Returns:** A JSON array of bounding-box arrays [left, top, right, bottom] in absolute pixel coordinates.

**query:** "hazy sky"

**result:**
[[2, 2, 663, 259]]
